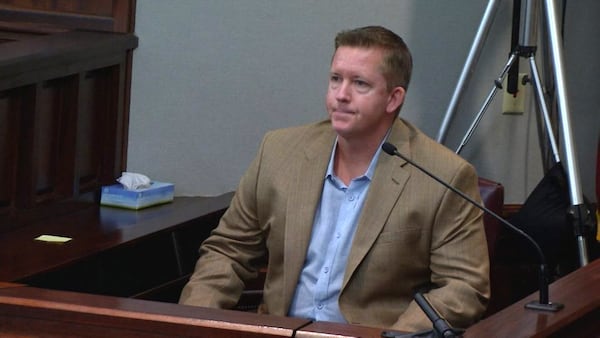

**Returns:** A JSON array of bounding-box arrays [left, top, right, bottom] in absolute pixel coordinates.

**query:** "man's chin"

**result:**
[[331, 123, 353, 138]]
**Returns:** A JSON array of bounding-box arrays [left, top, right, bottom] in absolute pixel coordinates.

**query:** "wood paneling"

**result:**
[[0, 0, 137, 234], [0, 0, 114, 16], [0, 30, 137, 231], [0, 90, 18, 211], [0, 0, 135, 33]]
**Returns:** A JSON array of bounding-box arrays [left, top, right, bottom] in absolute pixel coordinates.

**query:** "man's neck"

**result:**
[[333, 132, 386, 185]]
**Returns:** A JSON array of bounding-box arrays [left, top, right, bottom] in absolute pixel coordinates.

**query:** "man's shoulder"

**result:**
[[264, 119, 332, 144], [398, 118, 474, 171], [397, 119, 449, 152], [253, 119, 334, 169]]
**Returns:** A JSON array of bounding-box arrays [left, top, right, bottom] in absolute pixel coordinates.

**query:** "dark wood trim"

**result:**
[[0, 30, 138, 91], [0, 7, 114, 32], [0, 285, 308, 337], [112, 0, 137, 33], [0, 1, 136, 34]]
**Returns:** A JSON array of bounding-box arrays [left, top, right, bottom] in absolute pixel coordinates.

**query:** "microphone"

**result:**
[[381, 142, 563, 312], [415, 291, 464, 338], [381, 291, 463, 338]]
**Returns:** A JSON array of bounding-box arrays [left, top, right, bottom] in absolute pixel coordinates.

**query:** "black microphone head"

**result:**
[[382, 142, 397, 156]]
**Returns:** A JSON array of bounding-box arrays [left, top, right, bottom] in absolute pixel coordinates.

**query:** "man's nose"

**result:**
[[335, 81, 351, 101]]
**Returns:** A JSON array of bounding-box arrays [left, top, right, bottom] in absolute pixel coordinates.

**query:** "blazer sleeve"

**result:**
[[178, 136, 269, 308], [392, 161, 490, 331]]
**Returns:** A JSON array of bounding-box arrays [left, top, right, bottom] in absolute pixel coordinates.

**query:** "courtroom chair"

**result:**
[[476, 177, 510, 317], [477, 177, 504, 264]]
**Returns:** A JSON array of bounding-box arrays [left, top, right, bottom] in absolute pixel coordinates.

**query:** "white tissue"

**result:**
[[117, 172, 152, 190]]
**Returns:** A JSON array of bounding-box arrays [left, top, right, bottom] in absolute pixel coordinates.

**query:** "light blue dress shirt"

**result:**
[[288, 140, 383, 322]]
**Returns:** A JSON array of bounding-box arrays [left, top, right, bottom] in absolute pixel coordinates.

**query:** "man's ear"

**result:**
[[386, 86, 406, 114]]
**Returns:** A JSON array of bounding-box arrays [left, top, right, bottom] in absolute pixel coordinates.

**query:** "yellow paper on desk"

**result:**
[[35, 234, 72, 243]]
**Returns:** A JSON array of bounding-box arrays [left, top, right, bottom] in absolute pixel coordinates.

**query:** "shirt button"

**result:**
[[324, 267, 329, 273], [317, 304, 324, 309], [348, 194, 355, 201]]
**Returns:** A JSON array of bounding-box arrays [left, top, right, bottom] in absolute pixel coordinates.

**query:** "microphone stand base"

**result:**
[[524, 301, 564, 312]]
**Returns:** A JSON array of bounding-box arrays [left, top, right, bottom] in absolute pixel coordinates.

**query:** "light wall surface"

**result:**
[[128, 0, 599, 204]]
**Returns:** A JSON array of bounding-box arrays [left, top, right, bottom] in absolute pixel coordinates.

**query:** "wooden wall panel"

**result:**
[[0, 30, 137, 231], [0, 0, 136, 233], [77, 71, 103, 193], [33, 77, 78, 203], [0, 91, 17, 210], [12, 85, 35, 210], [34, 81, 62, 201], [0, 0, 135, 33], [0, 0, 114, 16], [76, 66, 122, 193]]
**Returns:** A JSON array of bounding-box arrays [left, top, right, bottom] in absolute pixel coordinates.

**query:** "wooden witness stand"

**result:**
[[0, 258, 599, 337]]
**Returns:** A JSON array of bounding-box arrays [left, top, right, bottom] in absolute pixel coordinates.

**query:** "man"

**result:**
[[179, 26, 490, 332]]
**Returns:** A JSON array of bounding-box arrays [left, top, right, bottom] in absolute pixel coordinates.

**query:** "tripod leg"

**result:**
[[527, 56, 561, 163], [543, 0, 590, 266], [456, 53, 519, 154], [437, 0, 502, 144]]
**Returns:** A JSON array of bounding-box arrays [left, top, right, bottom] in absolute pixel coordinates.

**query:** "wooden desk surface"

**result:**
[[465, 257, 600, 338], [0, 194, 233, 282]]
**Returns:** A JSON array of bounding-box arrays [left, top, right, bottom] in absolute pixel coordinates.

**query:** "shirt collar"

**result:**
[[325, 129, 392, 181]]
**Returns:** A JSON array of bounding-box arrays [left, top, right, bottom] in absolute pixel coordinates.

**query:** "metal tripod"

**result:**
[[436, 0, 592, 267]]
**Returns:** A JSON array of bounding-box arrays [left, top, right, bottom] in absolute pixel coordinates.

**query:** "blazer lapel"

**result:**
[[342, 119, 412, 288], [282, 129, 335, 307]]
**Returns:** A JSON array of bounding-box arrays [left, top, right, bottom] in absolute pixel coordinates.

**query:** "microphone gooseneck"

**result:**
[[414, 291, 463, 338], [381, 142, 563, 312]]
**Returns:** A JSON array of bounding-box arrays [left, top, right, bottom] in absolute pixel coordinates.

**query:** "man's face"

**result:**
[[326, 46, 405, 141]]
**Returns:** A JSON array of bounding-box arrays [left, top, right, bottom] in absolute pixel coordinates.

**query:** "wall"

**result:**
[[128, 0, 599, 204]]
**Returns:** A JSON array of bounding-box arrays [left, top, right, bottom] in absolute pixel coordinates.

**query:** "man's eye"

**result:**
[[330, 75, 341, 82], [354, 80, 370, 88]]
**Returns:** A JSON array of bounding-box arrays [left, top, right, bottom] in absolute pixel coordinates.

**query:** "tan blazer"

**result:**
[[179, 118, 490, 332]]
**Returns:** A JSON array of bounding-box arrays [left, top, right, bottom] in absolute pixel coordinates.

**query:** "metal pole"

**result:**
[[543, 0, 589, 266], [522, 0, 561, 162], [528, 57, 561, 163], [456, 53, 518, 154], [437, 0, 502, 143]]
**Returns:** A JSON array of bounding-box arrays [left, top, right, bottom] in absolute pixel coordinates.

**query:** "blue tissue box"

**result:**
[[100, 181, 174, 210]]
